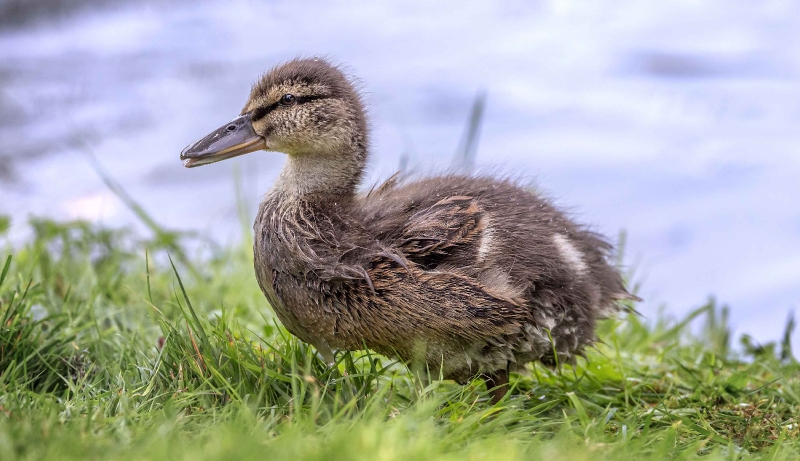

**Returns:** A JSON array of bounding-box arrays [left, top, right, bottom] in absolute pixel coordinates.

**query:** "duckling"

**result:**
[[180, 58, 638, 402]]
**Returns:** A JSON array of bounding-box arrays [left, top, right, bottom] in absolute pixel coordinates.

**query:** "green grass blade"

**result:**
[[168, 254, 211, 353], [0, 255, 11, 291]]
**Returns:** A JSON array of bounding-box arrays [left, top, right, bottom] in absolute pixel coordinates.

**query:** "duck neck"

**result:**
[[271, 142, 367, 204]]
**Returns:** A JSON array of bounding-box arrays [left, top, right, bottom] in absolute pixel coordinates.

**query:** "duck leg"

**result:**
[[484, 369, 509, 403]]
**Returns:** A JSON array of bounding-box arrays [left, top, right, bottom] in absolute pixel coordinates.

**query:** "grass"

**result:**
[[0, 215, 798, 461]]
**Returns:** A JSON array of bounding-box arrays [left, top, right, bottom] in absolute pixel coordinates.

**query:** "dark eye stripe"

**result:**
[[250, 101, 279, 121], [250, 95, 328, 121]]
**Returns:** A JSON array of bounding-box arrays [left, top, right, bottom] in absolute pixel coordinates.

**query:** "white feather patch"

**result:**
[[477, 217, 494, 262], [553, 234, 588, 275]]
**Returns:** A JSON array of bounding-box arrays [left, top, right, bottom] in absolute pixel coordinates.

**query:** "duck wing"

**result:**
[[319, 194, 485, 292], [397, 195, 485, 268]]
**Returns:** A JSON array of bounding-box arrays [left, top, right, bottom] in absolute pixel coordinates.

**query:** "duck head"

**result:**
[[180, 58, 367, 171]]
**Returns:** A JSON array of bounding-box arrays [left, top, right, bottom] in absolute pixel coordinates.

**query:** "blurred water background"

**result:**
[[1, 0, 799, 348]]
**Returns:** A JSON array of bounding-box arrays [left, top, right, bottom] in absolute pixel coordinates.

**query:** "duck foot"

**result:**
[[483, 370, 509, 404]]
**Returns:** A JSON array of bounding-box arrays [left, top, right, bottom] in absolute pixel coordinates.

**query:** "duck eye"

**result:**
[[279, 94, 297, 106]]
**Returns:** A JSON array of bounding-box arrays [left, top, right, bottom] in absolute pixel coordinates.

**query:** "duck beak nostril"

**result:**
[[180, 113, 266, 167]]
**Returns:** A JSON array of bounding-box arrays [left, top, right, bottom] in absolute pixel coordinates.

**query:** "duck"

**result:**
[[180, 58, 638, 402]]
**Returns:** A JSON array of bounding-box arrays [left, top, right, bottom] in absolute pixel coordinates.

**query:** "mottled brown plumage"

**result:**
[[181, 58, 638, 402]]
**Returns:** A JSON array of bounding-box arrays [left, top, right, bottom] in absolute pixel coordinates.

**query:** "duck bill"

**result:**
[[180, 113, 266, 168]]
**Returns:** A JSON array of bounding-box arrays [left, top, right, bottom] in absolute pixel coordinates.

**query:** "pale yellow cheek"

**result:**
[[252, 98, 354, 155]]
